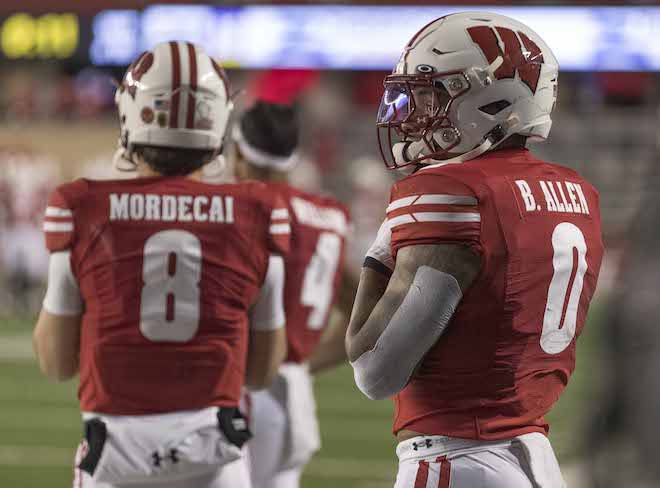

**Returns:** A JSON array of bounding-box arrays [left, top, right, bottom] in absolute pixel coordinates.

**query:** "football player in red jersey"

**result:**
[[32, 42, 291, 488], [346, 12, 604, 488], [230, 101, 352, 488]]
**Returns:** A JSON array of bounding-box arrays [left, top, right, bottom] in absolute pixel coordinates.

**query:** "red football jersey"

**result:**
[[267, 182, 350, 363], [386, 149, 604, 440], [43, 177, 289, 415]]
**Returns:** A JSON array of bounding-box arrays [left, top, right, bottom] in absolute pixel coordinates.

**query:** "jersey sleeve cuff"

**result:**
[[363, 256, 393, 278], [42, 300, 83, 317]]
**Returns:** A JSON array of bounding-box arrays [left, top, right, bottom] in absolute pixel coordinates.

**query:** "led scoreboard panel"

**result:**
[[0, 12, 88, 61], [2, 6, 660, 71]]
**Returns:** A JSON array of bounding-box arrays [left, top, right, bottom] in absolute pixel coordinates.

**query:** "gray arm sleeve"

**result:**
[[249, 255, 286, 331], [42, 251, 83, 316], [350, 266, 462, 400]]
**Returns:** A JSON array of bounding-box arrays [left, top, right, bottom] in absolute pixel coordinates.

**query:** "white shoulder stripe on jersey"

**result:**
[[387, 194, 477, 213], [414, 212, 481, 223], [271, 208, 289, 220], [387, 214, 415, 228], [44, 222, 74, 232], [388, 212, 481, 229], [45, 207, 73, 217], [415, 194, 477, 206], [269, 223, 291, 235], [386, 196, 418, 213]]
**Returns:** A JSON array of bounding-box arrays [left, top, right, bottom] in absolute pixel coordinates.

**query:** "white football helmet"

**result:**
[[115, 41, 233, 164], [377, 12, 559, 169]]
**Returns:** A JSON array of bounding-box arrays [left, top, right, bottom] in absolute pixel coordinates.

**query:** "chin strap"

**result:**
[[420, 113, 522, 171], [112, 141, 137, 173], [422, 138, 495, 170], [393, 136, 490, 170]]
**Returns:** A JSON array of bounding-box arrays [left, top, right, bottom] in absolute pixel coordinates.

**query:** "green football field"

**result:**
[[0, 309, 601, 488]]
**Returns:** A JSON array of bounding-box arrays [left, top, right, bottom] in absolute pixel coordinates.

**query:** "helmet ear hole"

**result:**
[[478, 100, 511, 116]]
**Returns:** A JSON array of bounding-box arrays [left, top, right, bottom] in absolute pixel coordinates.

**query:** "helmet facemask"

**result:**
[[377, 71, 470, 170]]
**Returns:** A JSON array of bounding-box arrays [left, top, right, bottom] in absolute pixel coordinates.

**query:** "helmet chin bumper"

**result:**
[[391, 140, 428, 167], [387, 130, 461, 168]]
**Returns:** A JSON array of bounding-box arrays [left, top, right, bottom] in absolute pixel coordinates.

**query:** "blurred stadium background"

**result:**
[[0, 1, 658, 487]]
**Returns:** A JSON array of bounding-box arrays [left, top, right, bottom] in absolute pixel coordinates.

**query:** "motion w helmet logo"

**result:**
[[468, 26, 544, 94]]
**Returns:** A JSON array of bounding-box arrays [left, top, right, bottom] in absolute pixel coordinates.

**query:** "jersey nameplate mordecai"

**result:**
[[109, 193, 235, 223], [515, 179, 590, 215]]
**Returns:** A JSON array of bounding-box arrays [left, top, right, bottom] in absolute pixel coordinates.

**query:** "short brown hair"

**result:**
[[133, 145, 217, 176]]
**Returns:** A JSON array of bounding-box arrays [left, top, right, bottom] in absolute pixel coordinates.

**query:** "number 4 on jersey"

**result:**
[[301, 232, 342, 330]]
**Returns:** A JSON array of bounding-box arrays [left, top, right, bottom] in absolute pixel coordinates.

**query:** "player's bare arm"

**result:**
[[345, 267, 389, 358], [346, 244, 480, 399], [246, 328, 287, 389], [33, 310, 81, 381], [306, 312, 345, 374], [33, 251, 83, 381], [246, 254, 288, 389], [344, 218, 393, 358]]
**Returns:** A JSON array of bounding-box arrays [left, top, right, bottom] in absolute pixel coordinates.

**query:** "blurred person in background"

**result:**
[[0, 148, 58, 314], [345, 156, 394, 270], [32, 41, 291, 488], [230, 100, 354, 488], [587, 153, 660, 488], [346, 12, 604, 488]]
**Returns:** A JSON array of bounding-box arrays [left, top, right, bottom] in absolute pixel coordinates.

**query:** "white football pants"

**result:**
[[394, 433, 566, 488], [72, 408, 252, 488], [248, 364, 320, 488], [73, 454, 251, 488]]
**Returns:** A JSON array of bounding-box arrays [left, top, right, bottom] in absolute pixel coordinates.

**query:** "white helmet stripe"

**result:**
[[186, 42, 198, 129], [168, 41, 182, 128], [176, 41, 191, 130]]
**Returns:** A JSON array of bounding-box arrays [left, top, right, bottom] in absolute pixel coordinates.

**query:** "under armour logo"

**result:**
[[232, 417, 247, 431], [152, 448, 179, 467], [412, 439, 433, 451]]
